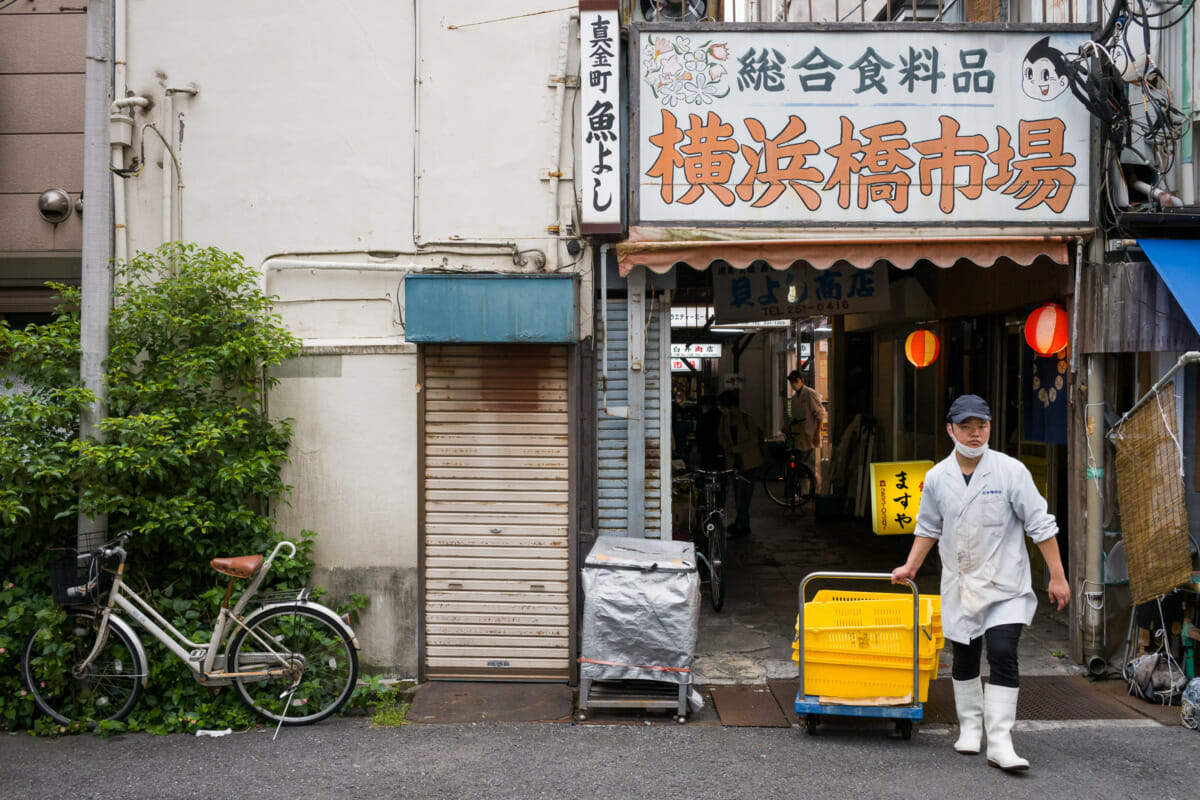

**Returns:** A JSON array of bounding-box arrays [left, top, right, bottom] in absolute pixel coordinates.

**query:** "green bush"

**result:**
[[0, 243, 316, 734]]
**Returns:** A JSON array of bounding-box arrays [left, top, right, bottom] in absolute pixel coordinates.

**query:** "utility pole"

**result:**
[[78, 0, 114, 547]]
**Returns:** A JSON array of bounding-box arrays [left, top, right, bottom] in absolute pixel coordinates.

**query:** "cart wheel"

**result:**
[[896, 720, 913, 740], [675, 715, 687, 724], [805, 714, 819, 735], [575, 712, 587, 723]]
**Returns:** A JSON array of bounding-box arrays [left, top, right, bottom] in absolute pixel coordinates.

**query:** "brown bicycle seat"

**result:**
[[210, 555, 263, 579]]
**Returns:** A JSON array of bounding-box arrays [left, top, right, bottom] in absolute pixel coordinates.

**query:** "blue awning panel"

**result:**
[[404, 274, 576, 343], [1139, 239, 1200, 335]]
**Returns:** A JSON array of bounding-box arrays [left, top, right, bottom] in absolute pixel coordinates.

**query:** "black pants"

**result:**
[[951, 622, 1022, 688]]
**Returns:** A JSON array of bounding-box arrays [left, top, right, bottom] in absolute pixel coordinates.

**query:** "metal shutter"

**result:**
[[422, 344, 570, 680], [596, 296, 668, 538]]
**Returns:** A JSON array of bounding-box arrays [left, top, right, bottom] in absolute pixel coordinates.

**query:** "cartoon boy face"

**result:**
[[1023, 58, 1069, 100], [1021, 38, 1070, 101]]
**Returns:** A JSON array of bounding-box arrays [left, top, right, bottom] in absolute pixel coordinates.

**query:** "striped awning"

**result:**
[[616, 226, 1089, 276]]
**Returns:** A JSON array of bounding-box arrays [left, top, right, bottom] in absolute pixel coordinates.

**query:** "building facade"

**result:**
[[3, 0, 1198, 680]]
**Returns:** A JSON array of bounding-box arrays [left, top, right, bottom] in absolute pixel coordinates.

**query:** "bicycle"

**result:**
[[20, 531, 360, 729], [689, 468, 739, 612], [762, 431, 817, 511]]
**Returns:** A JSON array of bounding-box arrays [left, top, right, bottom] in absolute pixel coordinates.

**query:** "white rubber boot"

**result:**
[[951, 678, 983, 754], [984, 684, 1029, 772]]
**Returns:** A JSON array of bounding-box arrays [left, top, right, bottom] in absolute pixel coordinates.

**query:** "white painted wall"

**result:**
[[121, 1, 589, 672], [270, 347, 419, 672], [122, 0, 578, 272]]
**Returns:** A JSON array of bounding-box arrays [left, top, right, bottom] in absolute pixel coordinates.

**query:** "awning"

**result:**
[[404, 274, 576, 343], [617, 226, 1087, 276], [1139, 239, 1200, 336]]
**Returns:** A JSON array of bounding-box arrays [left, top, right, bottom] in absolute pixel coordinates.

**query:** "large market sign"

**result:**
[[633, 26, 1092, 226]]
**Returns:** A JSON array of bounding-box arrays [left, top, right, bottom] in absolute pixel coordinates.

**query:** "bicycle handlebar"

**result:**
[[267, 540, 297, 563]]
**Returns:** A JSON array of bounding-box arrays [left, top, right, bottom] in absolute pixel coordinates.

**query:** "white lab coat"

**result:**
[[914, 448, 1058, 645]]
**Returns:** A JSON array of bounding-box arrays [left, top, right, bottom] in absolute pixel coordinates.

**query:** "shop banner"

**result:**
[[580, 1, 623, 233], [671, 342, 723, 357], [869, 460, 934, 536], [712, 262, 890, 324], [633, 27, 1091, 226]]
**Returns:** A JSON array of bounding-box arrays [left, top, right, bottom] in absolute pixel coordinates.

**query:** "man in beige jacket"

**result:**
[[785, 369, 825, 469]]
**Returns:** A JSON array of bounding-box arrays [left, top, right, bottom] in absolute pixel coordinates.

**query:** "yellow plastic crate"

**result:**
[[790, 596, 945, 701], [811, 590, 944, 653], [804, 598, 936, 656], [802, 657, 938, 702]]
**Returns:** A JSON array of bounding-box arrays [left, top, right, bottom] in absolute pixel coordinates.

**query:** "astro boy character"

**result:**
[[1021, 36, 1070, 101], [892, 394, 1069, 773]]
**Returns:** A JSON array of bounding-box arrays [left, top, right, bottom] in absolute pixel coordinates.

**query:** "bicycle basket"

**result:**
[[48, 536, 112, 605]]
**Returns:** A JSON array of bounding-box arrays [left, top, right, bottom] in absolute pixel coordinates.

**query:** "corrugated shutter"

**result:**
[[422, 344, 570, 680], [596, 296, 667, 537]]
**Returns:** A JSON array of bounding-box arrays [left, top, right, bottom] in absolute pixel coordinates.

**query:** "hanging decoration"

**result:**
[[1025, 303, 1069, 356], [905, 330, 939, 368]]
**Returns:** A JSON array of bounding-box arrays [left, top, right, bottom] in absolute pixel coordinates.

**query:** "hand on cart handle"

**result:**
[[890, 564, 918, 585]]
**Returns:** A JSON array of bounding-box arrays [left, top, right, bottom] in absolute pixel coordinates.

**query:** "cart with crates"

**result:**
[[793, 571, 944, 739]]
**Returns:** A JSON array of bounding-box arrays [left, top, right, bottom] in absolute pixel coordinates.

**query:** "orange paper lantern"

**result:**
[[1025, 303, 1069, 356], [905, 330, 939, 368]]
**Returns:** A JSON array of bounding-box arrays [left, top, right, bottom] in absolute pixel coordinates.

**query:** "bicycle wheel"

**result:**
[[791, 462, 817, 508], [21, 609, 145, 727], [229, 604, 358, 726], [705, 513, 726, 612], [762, 461, 791, 507]]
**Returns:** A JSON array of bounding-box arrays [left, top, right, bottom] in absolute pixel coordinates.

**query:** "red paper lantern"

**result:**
[[905, 330, 939, 368], [1025, 303, 1069, 356]]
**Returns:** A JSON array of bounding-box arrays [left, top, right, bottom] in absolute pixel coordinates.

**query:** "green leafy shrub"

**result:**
[[0, 243, 317, 734]]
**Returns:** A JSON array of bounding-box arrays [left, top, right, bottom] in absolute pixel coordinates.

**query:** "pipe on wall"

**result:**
[[1082, 353, 1106, 675]]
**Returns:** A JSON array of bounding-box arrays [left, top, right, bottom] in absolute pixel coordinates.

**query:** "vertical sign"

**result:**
[[580, 0, 623, 234], [869, 460, 934, 535]]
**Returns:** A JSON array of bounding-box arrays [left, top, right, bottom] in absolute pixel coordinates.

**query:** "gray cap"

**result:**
[[947, 394, 991, 423]]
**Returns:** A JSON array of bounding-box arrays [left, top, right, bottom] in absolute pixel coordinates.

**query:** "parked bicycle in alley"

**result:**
[[761, 430, 818, 512], [21, 530, 360, 731], [685, 468, 752, 613]]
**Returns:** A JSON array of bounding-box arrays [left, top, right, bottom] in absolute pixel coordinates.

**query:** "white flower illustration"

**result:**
[[643, 37, 730, 106]]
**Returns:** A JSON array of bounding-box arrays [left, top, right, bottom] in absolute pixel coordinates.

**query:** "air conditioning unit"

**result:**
[[629, 0, 720, 23]]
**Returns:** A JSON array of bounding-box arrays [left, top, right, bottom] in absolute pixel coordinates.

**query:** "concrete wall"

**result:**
[[121, 0, 577, 273]]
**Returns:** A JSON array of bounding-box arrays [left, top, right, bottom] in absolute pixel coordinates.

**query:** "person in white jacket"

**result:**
[[891, 394, 1069, 773]]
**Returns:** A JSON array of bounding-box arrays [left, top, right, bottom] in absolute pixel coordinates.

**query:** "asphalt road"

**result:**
[[0, 716, 1193, 800]]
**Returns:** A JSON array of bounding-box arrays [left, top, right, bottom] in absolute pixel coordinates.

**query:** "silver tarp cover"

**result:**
[[579, 535, 699, 685]]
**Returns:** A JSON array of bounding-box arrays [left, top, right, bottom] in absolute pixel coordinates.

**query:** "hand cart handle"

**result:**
[[797, 572, 921, 706]]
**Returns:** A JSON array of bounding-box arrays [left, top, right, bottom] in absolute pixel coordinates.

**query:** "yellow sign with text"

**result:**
[[870, 461, 935, 536]]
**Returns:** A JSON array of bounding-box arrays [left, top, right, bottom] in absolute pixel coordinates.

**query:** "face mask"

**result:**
[[954, 439, 988, 459]]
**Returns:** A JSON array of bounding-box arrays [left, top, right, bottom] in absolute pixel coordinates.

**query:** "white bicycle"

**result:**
[[21, 531, 360, 728]]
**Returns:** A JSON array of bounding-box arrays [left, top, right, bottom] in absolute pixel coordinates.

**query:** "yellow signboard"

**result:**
[[869, 461, 935, 536]]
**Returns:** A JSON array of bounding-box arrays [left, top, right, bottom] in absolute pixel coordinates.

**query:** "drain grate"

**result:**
[[923, 676, 1147, 722]]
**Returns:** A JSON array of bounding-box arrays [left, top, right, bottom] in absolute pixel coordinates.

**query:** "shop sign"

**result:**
[[712, 262, 890, 324], [869, 460, 934, 536], [580, 1, 623, 234], [671, 306, 713, 327], [671, 342, 723, 358], [633, 27, 1091, 226], [671, 357, 702, 371]]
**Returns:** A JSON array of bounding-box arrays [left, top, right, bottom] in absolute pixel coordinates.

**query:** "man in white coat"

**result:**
[[891, 394, 1069, 772]]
